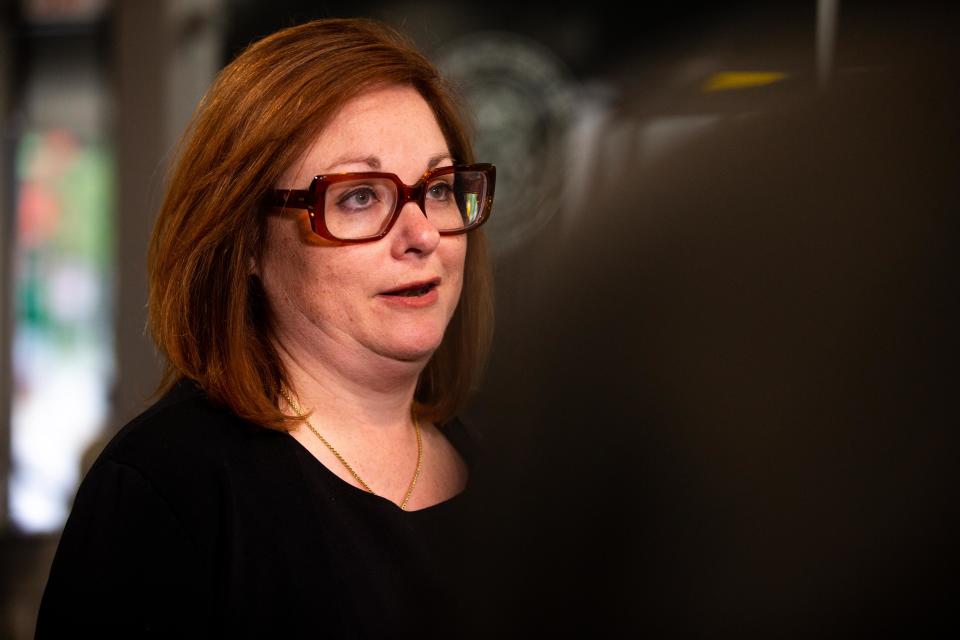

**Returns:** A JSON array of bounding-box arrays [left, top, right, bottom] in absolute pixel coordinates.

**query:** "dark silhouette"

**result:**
[[463, 24, 959, 637]]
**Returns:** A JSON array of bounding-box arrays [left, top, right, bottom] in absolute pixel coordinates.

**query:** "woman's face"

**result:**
[[259, 84, 467, 371]]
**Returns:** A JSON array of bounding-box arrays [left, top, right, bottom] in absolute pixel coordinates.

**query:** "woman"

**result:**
[[36, 18, 495, 637]]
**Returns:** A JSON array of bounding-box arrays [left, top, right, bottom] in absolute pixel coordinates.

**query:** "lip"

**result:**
[[376, 277, 441, 308], [379, 277, 441, 296]]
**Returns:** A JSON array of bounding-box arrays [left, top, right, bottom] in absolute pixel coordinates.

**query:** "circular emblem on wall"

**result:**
[[435, 31, 578, 256]]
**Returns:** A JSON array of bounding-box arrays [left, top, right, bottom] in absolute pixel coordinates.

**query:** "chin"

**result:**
[[394, 340, 444, 363], [378, 333, 446, 364], [363, 309, 454, 363]]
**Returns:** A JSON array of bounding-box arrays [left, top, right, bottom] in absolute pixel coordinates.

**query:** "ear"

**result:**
[[248, 254, 260, 277]]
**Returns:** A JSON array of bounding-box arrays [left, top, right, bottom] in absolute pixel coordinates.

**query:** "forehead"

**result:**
[[282, 84, 451, 185]]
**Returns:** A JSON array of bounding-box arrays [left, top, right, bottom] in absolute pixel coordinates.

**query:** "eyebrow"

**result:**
[[322, 153, 453, 174]]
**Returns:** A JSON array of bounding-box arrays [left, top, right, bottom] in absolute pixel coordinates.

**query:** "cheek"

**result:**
[[439, 238, 468, 319], [444, 236, 468, 283], [261, 221, 340, 319], [260, 222, 302, 303], [300, 245, 379, 318]]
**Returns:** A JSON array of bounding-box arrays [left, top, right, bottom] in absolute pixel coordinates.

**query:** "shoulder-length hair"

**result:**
[[148, 18, 493, 430]]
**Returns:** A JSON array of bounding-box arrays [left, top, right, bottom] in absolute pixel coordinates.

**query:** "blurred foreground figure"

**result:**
[[465, 16, 958, 638]]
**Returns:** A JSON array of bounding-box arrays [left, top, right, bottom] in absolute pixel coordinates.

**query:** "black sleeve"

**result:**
[[35, 458, 210, 637]]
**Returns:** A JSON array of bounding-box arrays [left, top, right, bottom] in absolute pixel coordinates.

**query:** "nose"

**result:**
[[390, 200, 440, 257]]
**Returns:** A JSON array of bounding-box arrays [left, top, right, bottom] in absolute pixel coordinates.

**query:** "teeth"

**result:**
[[387, 283, 434, 297]]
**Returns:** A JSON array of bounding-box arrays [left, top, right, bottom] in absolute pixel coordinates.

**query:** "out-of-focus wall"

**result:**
[[0, 6, 12, 530]]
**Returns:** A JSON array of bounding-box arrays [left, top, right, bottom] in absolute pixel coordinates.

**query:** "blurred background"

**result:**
[[0, 0, 957, 636]]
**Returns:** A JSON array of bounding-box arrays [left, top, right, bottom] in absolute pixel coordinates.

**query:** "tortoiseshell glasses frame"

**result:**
[[267, 163, 495, 243]]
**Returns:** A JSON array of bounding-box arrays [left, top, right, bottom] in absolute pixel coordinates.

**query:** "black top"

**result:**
[[36, 379, 483, 638]]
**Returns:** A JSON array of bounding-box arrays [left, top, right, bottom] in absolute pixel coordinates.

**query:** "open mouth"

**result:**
[[381, 280, 439, 297]]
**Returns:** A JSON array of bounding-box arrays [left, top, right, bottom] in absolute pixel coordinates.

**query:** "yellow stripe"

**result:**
[[703, 71, 788, 92]]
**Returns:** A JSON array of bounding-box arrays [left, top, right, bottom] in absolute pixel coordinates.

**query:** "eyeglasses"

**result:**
[[268, 163, 495, 243]]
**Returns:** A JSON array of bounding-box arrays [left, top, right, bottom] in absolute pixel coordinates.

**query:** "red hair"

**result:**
[[148, 18, 493, 429]]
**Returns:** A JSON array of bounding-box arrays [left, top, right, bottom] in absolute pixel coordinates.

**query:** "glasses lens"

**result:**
[[425, 170, 488, 231], [323, 177, 398, 239]]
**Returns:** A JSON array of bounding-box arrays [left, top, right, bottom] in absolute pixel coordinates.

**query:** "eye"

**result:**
[[336, 186, 380, 211], [426, 180, 454, 201]]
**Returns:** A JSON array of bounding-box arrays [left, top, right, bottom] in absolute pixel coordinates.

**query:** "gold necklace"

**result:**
[[279, 385, 423, 511]]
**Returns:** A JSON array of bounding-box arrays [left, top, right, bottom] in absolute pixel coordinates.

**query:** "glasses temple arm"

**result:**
[[268, 189, 312, 210]]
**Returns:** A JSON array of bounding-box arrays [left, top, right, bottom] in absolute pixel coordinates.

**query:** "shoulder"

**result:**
[[84, 379, 292, 525], [37, 380, 257, 635], [100, 378, 284, 473], [67, 379, 297, 549], [439, 415, 486, 469]]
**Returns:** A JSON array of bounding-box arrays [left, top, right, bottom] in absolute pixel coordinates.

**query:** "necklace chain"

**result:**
[[279, 385, 423, 511]]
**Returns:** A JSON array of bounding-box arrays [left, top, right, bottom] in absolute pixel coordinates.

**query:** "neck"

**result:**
[[275, 334, 427, 434]]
